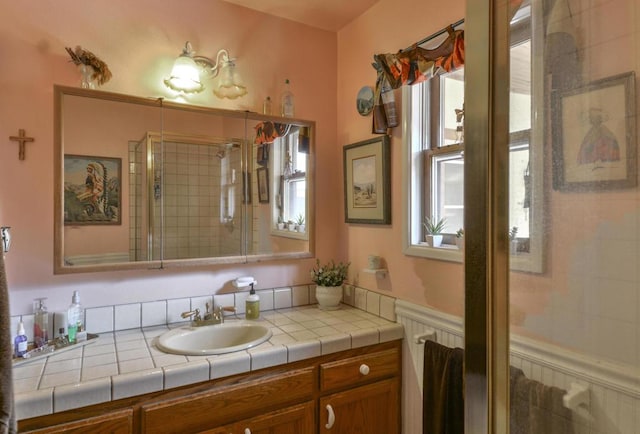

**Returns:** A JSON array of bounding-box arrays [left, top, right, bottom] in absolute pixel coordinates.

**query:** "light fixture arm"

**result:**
[[193, 49, 232, 78]]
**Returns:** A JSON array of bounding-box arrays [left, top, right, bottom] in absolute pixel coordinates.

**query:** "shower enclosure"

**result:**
[[465, 0, 640, 432], [129, 132, 245, 261]]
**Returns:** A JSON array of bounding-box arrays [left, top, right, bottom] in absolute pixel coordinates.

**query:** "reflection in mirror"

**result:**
[[54, 86, 314, 274]]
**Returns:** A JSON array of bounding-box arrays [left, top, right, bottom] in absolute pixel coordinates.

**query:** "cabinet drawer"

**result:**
[[22, 409, 133, 434], [320, 348, 399, 391], [141, 367, 314, 434]]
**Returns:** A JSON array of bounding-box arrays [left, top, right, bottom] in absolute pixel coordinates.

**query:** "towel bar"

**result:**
[[414, 328, 437, 343]]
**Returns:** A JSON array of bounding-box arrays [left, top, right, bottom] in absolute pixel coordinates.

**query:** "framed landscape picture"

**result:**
[[343, 136, 391, 224]]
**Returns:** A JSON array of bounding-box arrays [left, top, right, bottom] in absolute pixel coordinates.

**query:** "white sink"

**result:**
[[156, 321, 273, 356]]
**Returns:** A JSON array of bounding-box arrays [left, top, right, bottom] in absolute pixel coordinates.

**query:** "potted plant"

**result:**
[[276, 215, 285, 230], [287, 220, 297, 232], [296, 214, 306, 233], [455, 228, 464, 250], [310, 259, 350, 310], [423, 216, 447, 247]]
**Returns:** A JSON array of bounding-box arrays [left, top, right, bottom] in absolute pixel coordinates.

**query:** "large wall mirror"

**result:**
[[54, 85, 315, 274]]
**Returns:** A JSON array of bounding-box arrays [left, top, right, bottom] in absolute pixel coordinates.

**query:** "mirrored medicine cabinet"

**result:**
[[54, 85, 315, 274]]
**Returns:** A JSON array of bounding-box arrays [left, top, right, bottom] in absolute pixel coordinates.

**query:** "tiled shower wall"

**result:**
[[129, 140, 243, 261]]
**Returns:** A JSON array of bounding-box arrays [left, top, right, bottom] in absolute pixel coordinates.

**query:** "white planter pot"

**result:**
[[315, 285, 343, 310], [298, 224, 306, 233], [277, 223, 285, 230], [456, 237, 464, 250], [425, 234, 443, 247]]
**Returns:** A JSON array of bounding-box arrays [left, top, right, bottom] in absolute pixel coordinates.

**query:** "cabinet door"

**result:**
[[21, 408, 133, 434], [319, 378, 399, 434], [200, 401, 315, 434]]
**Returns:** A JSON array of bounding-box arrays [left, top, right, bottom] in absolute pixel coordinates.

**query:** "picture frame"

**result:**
[[343, 135, 391, 224], [64, 154, 122, 225], [552, 71, 636, 191], [257, 167, 269, 204]]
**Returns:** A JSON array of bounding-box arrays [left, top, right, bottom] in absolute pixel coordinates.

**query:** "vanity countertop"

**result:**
[[13, 304, 403, 420]]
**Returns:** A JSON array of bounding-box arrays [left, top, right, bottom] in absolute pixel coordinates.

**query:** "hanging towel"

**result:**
[[510, 367, 574, 434], [0, 253, 16, 434], [423, 340, 464, 434]]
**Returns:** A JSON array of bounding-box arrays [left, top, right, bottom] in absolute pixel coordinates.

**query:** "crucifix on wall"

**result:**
[[9, 129, 35, 160]]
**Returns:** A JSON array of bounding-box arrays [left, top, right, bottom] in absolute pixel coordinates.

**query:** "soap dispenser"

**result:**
[[245, 283, 260, 320]]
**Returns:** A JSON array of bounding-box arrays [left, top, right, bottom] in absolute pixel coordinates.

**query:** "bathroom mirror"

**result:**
[[54, 85, 314, 274]]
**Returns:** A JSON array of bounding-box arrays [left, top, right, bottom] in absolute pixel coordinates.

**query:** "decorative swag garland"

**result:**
[[371, 0, 525, 134]]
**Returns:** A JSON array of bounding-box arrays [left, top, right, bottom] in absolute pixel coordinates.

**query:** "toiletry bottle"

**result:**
[[67, 290, 83, 344], [263, 96, 272, 115], [33, 297, 49, 348], [14, 320, 27, 358], [280, 79, 295, 118], [245, 283, 260, 320]]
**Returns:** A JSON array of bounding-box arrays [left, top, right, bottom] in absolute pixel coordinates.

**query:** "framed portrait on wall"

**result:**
[[552, 71, 637, 191], [343, 135, 391, 224], [64, 154, 122, 225]]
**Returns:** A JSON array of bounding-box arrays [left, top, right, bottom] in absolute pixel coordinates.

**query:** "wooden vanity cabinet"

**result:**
[[18, 340, 401, 434]]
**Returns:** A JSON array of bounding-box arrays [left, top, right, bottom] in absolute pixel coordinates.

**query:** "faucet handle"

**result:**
[[181, 308, 201, 321]]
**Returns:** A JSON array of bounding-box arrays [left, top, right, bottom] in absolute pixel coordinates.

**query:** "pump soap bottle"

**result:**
[[14, 320, 27, 358], [245, 283, 260, 320], [33, 297, 49, 348], [67, 290, 84, 344]]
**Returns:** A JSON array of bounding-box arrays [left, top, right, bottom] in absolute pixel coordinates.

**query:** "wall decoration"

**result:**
[[552, 71, 636, 191], [343, 136, 391, 224], [356, 86, 374, 116], [257, 167, 269, 204], [64, 154, 121, 225]]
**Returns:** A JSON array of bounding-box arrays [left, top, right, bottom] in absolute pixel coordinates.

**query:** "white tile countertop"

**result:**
[[13, 304, 404, 420]]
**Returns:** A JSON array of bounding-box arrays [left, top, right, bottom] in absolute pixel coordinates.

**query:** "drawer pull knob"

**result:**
[[244, 429, 251, 434], [325, 404, 335, 429], [359, 364, 370, 375]]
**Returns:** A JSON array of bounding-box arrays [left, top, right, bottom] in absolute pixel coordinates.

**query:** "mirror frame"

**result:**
[[54, 85, 315, 274]]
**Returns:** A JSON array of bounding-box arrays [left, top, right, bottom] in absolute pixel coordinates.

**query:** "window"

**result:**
[[403, 3, 544, 272], [272, 128, 308, 238]]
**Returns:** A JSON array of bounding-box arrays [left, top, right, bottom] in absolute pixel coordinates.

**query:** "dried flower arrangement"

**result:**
[[65, 46, 112, 85]]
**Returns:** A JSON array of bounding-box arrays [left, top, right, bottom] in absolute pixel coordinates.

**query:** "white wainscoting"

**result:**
[[395, 299, 640, 434]]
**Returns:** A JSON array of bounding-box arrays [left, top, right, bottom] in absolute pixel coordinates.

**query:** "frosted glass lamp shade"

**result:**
[[213, 60, 247, 99], [164, 55, 204, 93]]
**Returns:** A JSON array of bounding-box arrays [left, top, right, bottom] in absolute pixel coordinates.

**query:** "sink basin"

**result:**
[[156, 321, 273, 356]]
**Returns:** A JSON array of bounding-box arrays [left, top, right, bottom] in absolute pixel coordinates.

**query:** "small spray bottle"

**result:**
[[245, 283, 260, 320], [14, 320, 28, 358]]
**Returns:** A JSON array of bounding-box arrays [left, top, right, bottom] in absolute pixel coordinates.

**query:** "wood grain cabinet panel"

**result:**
[[320, 347, 400, 392], [203, 401, 315, 434], [21, 408, 133, 434], [141, 368, 314, 434]]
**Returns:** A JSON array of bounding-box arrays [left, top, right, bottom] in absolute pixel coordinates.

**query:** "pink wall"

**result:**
[[0, 0, 338, 315], [337, 0, 466, 315]]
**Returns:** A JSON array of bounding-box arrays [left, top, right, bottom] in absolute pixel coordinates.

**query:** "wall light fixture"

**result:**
[[164, 42, 247, 99]]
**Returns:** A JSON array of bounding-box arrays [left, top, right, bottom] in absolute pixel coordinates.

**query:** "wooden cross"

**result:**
[[9, 129, 35, 161]]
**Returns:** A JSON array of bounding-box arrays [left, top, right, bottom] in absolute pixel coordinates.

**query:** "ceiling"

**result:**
[[221, 0, 380, 32]]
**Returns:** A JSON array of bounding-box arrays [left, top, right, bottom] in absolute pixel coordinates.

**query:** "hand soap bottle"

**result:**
[[245, 283, 260, 320], [33, 297, 49, 348], [14, 320, 27, 358], [67, 290, 84, 344]]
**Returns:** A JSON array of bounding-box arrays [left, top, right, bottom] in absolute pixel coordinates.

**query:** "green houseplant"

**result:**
[[423, 216, 447, 247], [311, 259, 350, 310], [455, 228, 464, 250], [296, 214, 306, 233]]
